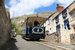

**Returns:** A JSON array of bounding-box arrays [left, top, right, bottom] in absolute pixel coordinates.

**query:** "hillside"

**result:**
[[12, 11, 55, 30]]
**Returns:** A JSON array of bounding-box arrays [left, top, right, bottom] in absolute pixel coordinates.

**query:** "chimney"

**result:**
[[57, 4, 63, 12]]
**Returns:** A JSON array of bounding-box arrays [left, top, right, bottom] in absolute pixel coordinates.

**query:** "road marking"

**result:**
[[35, 42, 72, 50]]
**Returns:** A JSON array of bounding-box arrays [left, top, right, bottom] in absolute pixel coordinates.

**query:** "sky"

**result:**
[[5, 0, 74, 18]]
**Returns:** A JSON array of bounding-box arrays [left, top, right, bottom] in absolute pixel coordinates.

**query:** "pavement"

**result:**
[[35, 40, 75, 50]]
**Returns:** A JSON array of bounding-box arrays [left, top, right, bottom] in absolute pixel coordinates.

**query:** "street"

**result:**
[[1, 35, 55, 50], [1, 35, 75, 50]]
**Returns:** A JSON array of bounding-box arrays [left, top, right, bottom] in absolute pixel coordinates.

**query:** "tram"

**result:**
[[21, 17, 46, 40]]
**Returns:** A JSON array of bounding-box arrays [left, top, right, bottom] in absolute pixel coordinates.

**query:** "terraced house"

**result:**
[[42, 1, 75, 45]]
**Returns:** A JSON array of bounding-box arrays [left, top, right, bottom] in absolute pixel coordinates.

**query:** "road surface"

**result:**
[[1, 35, 75, 50], [1, 35, 55, 50]]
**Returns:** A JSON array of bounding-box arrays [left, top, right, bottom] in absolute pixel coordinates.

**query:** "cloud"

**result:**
[[6, 0, 74, 18], [57, 0, 74, 7], [8, 0, 56, 18], [5, 5, 9, 8]]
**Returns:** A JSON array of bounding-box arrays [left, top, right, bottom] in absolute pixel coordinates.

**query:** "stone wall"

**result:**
[[70, 34, 75, 45], [0, 1, 11, 47], [45, 32, 61, 43]]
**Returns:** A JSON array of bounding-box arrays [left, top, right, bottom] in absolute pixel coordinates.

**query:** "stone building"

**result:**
[[0, 1, 11, 47], [42, 4, 63, 34], [42, 0, 75, 45]]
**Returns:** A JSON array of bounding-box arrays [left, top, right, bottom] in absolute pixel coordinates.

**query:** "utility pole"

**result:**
[[12, 11, 15, 25]]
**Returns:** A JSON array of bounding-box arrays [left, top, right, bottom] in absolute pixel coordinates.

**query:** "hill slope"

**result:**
[[12, 11, 55, 30]]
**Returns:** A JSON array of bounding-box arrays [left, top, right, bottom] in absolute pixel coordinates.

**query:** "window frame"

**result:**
[[55, 16, 59, 24], [69, 9, 75, 19], [64, 18, 71, 30], [56, 24, 60, 35], [48, 19, 50, 25], [62, 9, 67, 19], [71, 11, 75, 19]]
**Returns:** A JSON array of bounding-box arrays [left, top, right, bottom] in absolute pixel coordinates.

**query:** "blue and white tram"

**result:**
[[21, 17, 46, 40]]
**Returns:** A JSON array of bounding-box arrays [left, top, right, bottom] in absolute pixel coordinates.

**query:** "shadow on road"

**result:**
[[0, 38, 19, 50]]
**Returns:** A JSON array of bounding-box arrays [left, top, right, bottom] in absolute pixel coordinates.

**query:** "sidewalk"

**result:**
[[39, 39, 75, 50]]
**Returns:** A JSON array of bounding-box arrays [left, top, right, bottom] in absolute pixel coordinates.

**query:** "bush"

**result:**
[[12, 24, 16, 28], [12, 24, 21, 35], [17, 30, 21, 35]]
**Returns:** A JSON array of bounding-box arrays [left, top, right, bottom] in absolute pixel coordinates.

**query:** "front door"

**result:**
[[73, 27, 75, 33]]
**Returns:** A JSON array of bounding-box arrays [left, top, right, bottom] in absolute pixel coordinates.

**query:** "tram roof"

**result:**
[[25, 17, 46, 22], [21, 17, 46, 30]]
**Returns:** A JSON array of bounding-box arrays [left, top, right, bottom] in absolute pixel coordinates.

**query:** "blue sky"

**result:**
[[5, 0, 74, 18], [34, 3, 57, 13]]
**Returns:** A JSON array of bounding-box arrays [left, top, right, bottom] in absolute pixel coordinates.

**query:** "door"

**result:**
[[73, 27, 75, 32]]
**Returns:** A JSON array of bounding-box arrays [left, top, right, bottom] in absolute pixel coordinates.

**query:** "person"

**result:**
[[14, 32, 17, 37], [34, 20, 40, 26]]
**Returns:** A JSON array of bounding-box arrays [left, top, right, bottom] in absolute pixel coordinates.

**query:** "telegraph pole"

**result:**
[[37, 12, 40, 17], [12, 11, 15, 25]]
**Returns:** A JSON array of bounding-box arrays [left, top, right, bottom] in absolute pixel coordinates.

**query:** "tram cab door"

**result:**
[[26, 22, 33, 35]]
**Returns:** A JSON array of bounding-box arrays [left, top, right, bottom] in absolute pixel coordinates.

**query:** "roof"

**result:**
[[25, 17, 46, 23], [41, 12, 56, 26], [53, 0, 75, 19], [52, 12, 59, 19], [41, 1, 75, 26], [22, 17, 46, 27]]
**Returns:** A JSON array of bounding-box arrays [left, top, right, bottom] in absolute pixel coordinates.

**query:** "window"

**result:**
[[64, 18, 71, 30], [62, 10, 67, 19], [56, 24, 60, 35], [49, 28, 52, 33], [71, 11, 75, 19], [71, 11, 75, 16], [48, 19, 50, 25], [55, 16, 59, 24], [44, 23, 46, 26]]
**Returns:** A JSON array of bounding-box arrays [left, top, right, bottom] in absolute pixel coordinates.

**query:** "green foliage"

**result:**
[[17, 30, 21, 35], [12, 24, 16, 28], [12, 24, 21, 35], [15, 28, 18, 32]]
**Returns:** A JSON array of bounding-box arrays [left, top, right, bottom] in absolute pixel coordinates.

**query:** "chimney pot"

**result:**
[[57, 4, 63, 12]]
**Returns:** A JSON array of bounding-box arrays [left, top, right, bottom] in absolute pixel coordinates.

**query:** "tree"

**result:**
[[12, 24, 21, 35]]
